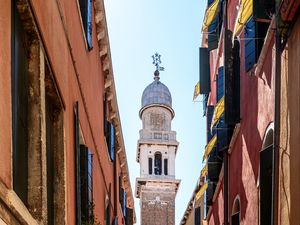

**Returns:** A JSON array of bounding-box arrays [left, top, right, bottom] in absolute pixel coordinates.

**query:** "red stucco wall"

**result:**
[[207, 3, 275, 223]]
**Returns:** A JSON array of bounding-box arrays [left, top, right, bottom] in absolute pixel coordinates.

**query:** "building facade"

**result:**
[[188, 0, 300, 224], [278, 1, 300, 224], [184, 0, 300, 225], [135, 67, 180, 225], [0, 0, 135, 224]]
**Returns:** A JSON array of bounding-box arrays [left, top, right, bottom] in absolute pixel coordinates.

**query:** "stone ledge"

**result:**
[[0, 181, 38, 225]]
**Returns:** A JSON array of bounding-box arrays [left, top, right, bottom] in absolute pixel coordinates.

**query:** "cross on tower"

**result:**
[[152, 52, 165, 80]]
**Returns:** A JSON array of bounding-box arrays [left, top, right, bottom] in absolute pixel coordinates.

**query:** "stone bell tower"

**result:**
[[135, 53, 180, 225]]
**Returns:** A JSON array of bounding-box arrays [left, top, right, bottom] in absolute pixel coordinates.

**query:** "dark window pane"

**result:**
[[164, 159, 168, 175], [232, 212, 240, 225], [195, 207, 201, 225], [148, 158, 153, 175], [260, 145, 273, 225], [154, 153, 162, 175], [12, 0, 29, 205], [79, 0, 93, 50]]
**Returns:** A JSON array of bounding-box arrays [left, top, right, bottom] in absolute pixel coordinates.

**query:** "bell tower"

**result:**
[[135, 53, 180, 225]]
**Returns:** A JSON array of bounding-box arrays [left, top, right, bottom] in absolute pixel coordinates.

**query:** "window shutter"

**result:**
[[87, 150, 93, 220], [123, 191, 127, 217], [244, 17, 270, 72], [110, 123, 115, 161], [194, 207, 201, 225], [126, 208, 133, 225], [74, 102, 81, 225], [79, 0, 93, 50], [208, 3, 223, 51], [148, 158, 153, 175], [206, 106, 215, 142], [217, 67, 224, 101], [199, 48, 211, 94], [244, 17, 256, 71], [80, 145, 89, 222], [86, 0, 92, 49], [225, 38, 240, 125]]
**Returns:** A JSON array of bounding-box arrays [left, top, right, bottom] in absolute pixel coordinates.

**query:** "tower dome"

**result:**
[[141, 79, 172, 109]]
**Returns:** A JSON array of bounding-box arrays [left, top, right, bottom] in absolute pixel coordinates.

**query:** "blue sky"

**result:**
[[104, 1, 206, 223]]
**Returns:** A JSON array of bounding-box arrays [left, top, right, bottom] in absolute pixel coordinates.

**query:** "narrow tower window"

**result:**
[[154, 152, 162, 175], [148, 158, 153, 175], [164, 159, 168, 175]]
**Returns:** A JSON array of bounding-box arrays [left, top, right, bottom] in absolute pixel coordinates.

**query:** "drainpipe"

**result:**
[[223, 0, 229, 223], [272, 2, 281, 224]]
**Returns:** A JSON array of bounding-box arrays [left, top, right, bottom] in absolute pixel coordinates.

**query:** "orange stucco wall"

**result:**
[[0, 0, 12, 189], [0, 0, 129, 224]]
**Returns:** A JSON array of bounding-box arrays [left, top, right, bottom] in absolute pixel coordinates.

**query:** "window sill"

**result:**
[[0, 181, 38, 225]]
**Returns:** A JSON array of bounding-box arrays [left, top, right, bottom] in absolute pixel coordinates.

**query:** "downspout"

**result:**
[[272, 2, 281, 224], [223, 0, 229, 224]]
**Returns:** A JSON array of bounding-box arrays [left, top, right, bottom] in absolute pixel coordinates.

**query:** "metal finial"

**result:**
[[152, 52, 165, 80]]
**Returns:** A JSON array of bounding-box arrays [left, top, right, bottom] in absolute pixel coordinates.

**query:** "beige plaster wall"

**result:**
[[279, 15, 300, 225]]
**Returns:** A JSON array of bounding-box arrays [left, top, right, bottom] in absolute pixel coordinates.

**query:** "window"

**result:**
[[74, 103, 94, 224], [231, 198, 240, 225], [260, 144, 273, 225], [148, 158, 153, 175], [12, 0, 29, 204], [119, 187, 127, 218], [45, 65, 65, 225], [207, 1, 223, 51], [154, 152, 162, 175], [80, 145, 94, 223], [195, 207, 201, 225], [105, 122, 115, 161], [164, 159, 168, 175], [78, 0, 93, 50], [244, 16, 269, 71], [224, 39, 240, 125], [199, 47, 211, 95]]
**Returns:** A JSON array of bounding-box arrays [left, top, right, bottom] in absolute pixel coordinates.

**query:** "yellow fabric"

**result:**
[[202, 134, 217, 161], [233, 0, 253, 36], [195, 182, 209, 201], [202, 0, 219, 31], [201, 164, 208, 177], [193, 82, 200, 100], [211, 96, 224, 128]]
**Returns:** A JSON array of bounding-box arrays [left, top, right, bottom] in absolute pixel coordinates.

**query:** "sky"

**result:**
[[103, 1, 207, 224]]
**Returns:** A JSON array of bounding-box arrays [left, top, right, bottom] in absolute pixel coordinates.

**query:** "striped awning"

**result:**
[[202, 134, 217, 161], [233, 0, 253, 36], [201, 164, 208, 177], [195, 182, 209, 201], [202, 0, 220, 31], [211, 96, 224, 129]]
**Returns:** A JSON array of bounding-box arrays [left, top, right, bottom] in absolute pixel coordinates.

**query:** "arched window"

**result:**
[[154, 152, 162, 175], [148, 158, 153, 175], [231, 197, 240, 225], [260, 128, 274, 225]]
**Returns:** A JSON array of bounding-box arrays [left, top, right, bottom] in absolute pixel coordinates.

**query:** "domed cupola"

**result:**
[[141, 76, 172, 109], [139, 54, 174, 118]]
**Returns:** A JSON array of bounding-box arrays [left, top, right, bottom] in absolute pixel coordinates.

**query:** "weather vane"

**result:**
[[152, 52, 165, 80]]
